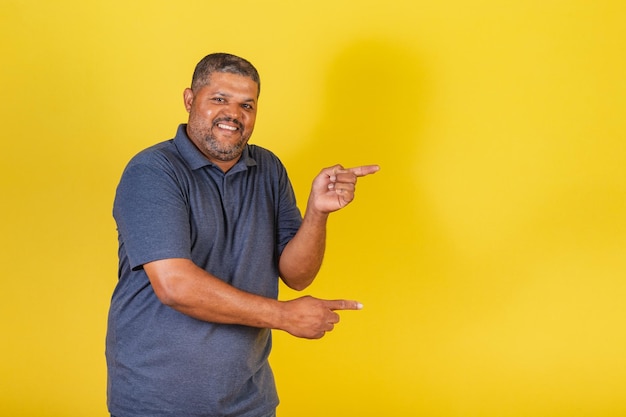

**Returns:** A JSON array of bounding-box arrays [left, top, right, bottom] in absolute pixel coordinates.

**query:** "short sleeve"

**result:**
[[113, 155, 192, 270]]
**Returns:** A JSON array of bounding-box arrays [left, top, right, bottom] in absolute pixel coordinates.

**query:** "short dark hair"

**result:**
[[191, 53, 261, 96]]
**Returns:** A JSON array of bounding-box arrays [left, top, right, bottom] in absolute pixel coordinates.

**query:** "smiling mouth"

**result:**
[[217, 123, 238, 131]]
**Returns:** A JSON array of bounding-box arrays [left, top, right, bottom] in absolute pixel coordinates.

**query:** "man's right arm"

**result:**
[[144, 258, 361, 339]]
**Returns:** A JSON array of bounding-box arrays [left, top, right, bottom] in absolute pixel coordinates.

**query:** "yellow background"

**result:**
[[1, 0, 625, 416]]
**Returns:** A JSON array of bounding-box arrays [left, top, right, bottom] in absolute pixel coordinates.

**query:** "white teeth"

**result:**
[[217, 123, 237, 131]]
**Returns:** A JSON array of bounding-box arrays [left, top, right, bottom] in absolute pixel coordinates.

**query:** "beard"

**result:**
[[187, 117, 251, 163]]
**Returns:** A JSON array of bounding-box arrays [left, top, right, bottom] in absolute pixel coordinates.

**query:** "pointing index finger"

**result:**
[[347, 165, 380, 177], [325, 299, 364, 311]]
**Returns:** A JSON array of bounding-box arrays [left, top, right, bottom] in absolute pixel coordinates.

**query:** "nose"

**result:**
[[222, 102, 242, 120]]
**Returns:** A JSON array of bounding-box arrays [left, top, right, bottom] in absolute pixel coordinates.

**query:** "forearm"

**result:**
[[145, 258, 283, 329], [144, 257, 358, 339], [278, 206, 329, 290]]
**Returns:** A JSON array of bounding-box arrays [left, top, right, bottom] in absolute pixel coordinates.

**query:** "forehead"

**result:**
[[202, 72, 259, 99]]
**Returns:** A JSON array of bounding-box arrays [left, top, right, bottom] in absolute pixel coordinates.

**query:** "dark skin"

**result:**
[[145, 72, 380, 339]]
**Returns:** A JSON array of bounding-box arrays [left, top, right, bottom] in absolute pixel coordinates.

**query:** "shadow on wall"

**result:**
[[276, 38, 468, 413], [297, 37, 429, 169], [289, 37, 449, 292]]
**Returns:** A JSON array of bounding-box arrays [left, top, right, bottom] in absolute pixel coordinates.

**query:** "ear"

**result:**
[[183, 88, 194, 113]]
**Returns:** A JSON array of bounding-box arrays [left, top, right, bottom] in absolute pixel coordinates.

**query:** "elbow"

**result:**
[[286, 283, 309, 292], [285, 282, 312, 292], [278, 255, 322, 290], [143, 259, 190, 307], [150, 274, 181, 306], [280, 273, 315, 291]]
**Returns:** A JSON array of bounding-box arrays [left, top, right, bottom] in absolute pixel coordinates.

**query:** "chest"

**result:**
[[184, 168, 278, 248]]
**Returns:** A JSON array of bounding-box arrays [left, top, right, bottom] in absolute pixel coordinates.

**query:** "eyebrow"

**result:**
[[214, 91, 256, 103]]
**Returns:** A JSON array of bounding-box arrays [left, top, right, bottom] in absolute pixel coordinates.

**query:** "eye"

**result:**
[[241, 103, 254, 110], [212, 97, 226, 103]]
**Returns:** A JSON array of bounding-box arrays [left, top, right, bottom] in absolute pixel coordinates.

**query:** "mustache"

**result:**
[[213, 117, 244, 130]]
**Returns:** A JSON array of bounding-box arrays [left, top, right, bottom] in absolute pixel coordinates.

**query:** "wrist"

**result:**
[[304, 203, 330, 222], [268, 299, 289, 332]]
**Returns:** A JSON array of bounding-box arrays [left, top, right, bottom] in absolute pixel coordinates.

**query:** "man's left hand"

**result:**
[[309, 164, 380, 213]]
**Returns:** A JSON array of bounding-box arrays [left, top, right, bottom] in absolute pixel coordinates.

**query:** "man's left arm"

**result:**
[[278, 164, 380, 290]]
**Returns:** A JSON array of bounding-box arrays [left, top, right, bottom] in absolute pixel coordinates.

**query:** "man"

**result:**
[[106, 52, 379, 417]]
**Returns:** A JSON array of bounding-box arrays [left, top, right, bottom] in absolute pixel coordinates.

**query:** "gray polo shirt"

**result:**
[[106, 124, 302, 417]]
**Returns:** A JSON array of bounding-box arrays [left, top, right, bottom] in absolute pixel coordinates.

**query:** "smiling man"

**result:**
[[105, 53, 379, 417], [184, 70, 258, 168]]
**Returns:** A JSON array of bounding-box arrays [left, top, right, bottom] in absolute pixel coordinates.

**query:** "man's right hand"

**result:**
[[278, 296, 363, 339]]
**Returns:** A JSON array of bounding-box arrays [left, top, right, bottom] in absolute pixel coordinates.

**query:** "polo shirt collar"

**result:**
[[173, 124, 257, 172]]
